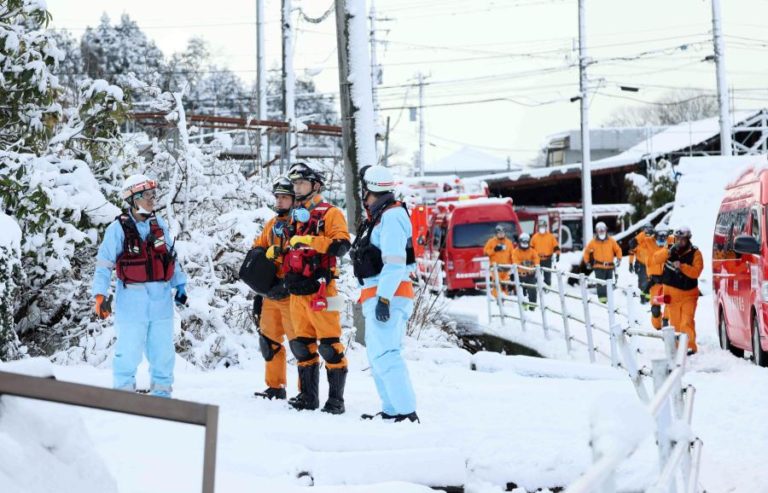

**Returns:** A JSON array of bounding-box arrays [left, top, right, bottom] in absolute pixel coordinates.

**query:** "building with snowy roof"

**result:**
[[480, 109, 768, 206], [543, 127, 667, 167], [423, 146, 522, 177]]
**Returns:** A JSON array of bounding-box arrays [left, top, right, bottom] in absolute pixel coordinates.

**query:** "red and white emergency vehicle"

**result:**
[[413, 197, 522, 294], [713, 167, 768, 366]]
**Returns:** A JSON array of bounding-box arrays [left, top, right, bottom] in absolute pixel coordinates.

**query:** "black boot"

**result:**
[[254, 387, 287, 400], [289, 364, 320, 411], [394, 412, 420, 423], [361, 412, 396, 421], [321, 368, 347, 415]]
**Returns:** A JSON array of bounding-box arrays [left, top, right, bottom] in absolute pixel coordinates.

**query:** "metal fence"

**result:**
[[475, 259, 703, 493], [0, 371, 219, 493]]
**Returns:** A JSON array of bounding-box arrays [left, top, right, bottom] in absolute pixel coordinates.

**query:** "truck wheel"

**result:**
[[719, 309, 744, 358], [752, 314, 768, 367]]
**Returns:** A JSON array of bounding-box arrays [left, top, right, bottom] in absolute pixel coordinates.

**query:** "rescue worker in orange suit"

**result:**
[[511, 233, 540, 310], [645, 228, 672, 329], [251, 176, 295, 400], [652, 226, 702, 354], [530, 220, 559, 285], [583, 221, 622, 303], [92, 174, 187, 398], [628, 224, 656, 302], [353, 166, 419, 423], [483, 224, 515, 297], [283, 162, 351, 414]]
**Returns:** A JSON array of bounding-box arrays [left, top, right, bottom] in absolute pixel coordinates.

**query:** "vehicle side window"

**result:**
[[432, 226, 445, 249], [751, 209, 760, 242]]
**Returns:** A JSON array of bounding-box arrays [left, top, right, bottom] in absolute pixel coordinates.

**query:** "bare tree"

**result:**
[[604, 90, 718, 127]]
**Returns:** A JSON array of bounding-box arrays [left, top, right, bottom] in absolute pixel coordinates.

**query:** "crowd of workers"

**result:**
[[91, 163, 419, 422], [90, 162, 702, 414], [483, 219, 701, 355]]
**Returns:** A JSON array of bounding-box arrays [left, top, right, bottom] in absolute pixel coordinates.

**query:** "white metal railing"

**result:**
[[415, 257, 445, 293], [474, 258, 703, 493]]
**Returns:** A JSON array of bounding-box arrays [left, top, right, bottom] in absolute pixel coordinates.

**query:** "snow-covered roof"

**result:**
[[480, 111, 760, 185], [426, 146, 521, 175]]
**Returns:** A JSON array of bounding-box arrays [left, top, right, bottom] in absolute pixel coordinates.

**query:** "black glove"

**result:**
[[174, 287, 188, 308], [375, 298, 390, 322], [253, 295, 264, 323], [585, 262, 593, 272], [554, 253, 560, 263], [629, 263, 635, 274], [494, 244, 504, 252]]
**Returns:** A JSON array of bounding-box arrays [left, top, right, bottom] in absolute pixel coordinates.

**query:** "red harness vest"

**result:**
[[283, 202, 337, 277], [115, 214, 176, 284]]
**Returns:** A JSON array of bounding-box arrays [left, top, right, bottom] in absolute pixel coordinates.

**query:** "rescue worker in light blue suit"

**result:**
[[353, 166, 419, 423], [92, 174, 187, 398]]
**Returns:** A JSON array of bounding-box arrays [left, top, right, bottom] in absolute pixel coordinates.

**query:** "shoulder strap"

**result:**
[[117, 213, 142, 253]]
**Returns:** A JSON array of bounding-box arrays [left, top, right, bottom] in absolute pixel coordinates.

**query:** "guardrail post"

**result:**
[[512, 264, 527, 332], [687, 438, 703, 493], [203, 405, 219, 493], [482, 257, 493, 324], [493, 263, 507, 324], [661, 326, 685, 419], [556, 269, 573, 354], [606, 278, 620, 368], [535, 265, 550, 339], [652, 358, 675, 493], [579, 273, 596, 363]]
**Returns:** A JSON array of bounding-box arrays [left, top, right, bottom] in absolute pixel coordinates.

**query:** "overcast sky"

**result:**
[[47, 0, 768, 167]]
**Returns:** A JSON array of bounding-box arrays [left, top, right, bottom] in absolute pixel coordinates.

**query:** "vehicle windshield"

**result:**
[[452, 221, 517, 248]]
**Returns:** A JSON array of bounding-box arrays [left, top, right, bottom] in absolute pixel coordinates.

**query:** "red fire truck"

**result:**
[[414, 197, 522, 295]]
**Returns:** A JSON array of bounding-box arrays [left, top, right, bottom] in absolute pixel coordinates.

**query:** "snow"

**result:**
[[345, 0, 378, 168], [625, 172, 651, 196], [0, 359, 117, 493], [0, 213, 21, 252], [426, 146, 521, 175]]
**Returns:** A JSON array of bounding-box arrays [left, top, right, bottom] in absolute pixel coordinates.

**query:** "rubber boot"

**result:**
[[394, 411, 420, 423], [361, 412, 396, 421], [254, 387, 287, 400], [321, 368, 347, 415], [288, 364, 320, 411]]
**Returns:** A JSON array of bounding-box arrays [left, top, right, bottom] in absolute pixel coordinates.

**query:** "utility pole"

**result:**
[[369, 0, 381, 148], [711, 0, 732, 156], [282, 0, 296, 171], [578, 0, 593, 247], [256, 0, 267, 168], [417, 72, 426, 177], [335, 0, 377, 343]]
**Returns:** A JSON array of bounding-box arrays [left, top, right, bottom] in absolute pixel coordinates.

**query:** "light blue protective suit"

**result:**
[[92, 212, 187, 397], [361, 205, 417, 416]]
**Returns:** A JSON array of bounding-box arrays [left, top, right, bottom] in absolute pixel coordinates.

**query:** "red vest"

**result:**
[[115, 214, 176, 284], [283, 202, 337, 277]]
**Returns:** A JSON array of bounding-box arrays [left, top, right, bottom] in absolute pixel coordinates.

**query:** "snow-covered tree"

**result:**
[[48, 29, 84, 97], [80, 13, 166, 90], [0, 0, 63, 153], [190, 66, 248, 117], [0, 214, 23, 361], [166, 36, 209, 95]]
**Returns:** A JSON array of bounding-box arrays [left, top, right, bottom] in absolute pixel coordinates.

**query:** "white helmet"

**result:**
[[121, 174, 157, 200], [595, 221, 607, 233], [519, 233, 531, 243], [361, 165, 396, 193], [674, 225, 692, 239]]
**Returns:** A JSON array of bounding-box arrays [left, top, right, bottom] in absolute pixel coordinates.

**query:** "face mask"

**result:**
[[656, 238, 666, 246], [520, 242, 529, 249], [597, 232, 607, 240], [538, 227, 546, 234], [292, 208, 310, 223]]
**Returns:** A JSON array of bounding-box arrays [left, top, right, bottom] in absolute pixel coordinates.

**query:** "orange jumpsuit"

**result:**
[[531, 231, 559, 284], [483, 236, 515, 297], [644, 241, 667, 330], [252, 214, 294, 390], [511, 246, 540, 304], [584, 236, 622, 300], [652, 244, 703, 353], [289, 194, 351, 370]]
